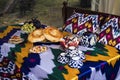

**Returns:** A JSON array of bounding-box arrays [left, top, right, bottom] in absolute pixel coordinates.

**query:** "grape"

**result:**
[[31, 18, 41, 29], [24, 17, 47, 29], [21, 23, 36, 33]]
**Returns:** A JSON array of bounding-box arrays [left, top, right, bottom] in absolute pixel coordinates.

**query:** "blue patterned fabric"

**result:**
[[0, 26, 120, 80]]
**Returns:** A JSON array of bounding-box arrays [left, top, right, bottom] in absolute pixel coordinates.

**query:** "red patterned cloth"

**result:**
[[98, 16, 120, 50], [63, 13, 104, 36], [0, 56, 23, 79]]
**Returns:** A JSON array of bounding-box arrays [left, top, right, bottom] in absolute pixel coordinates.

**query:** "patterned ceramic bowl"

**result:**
[[66, 47, 79, 57], [80, 32, 97, 48], [77, 50, 86, 60], [68, 56, 83, 68], [57, 52, 69, 64]]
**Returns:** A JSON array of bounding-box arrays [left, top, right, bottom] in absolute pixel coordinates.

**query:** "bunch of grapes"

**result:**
[[21, 23, 36, 33], [31, 18, 42, 29], [25, 17, 43, 28]]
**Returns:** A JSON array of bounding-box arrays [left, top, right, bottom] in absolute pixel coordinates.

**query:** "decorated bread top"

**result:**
[[28, 29, 46, 43], [43, 26, 63, 42]]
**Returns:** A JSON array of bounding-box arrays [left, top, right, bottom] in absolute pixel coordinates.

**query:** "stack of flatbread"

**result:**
[[28, 26, 63, 43]]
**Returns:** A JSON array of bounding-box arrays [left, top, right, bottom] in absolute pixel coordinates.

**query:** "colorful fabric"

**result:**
[[0, 26, 120, 80], [23, 43, 120, 80], [98, 16, 120, 50], [0, 26, 20, 39], [0, 55, 27, 79], [21, 53, 40, 75], [63, 13, 104, 36]]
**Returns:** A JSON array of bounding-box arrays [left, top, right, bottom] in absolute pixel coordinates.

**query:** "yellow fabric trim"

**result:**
[[107, 55, 120, 67], [63, 65, 79, 80], [0, 26, 20, 39], [15, 61, 21, 69], [105, 45, 120, 67], [15, 42, 33, 68], [85, 45, 120, 67]]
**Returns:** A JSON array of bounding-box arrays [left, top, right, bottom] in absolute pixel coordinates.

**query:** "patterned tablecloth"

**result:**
[[0, 26, 120, 80]]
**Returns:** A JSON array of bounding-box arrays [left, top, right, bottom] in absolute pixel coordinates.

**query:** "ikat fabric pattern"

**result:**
[[98, 16, 120, 50], [63, 13, 104, 36], [63, 13, 120, 50], [0, 56, 30, 80], [0, 25, 120, 80]]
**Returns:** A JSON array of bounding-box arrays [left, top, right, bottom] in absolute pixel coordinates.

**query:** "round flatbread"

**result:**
[[43, 26, 63, 42], [28, 29, 46, 43]]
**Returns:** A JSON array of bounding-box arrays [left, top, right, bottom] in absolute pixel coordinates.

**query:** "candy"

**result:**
[[60, 35, 80, 49]]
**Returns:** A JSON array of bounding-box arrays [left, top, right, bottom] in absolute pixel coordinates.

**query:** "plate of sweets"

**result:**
[[29, 45, 48, 53], [8, 35, 24, 44]]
